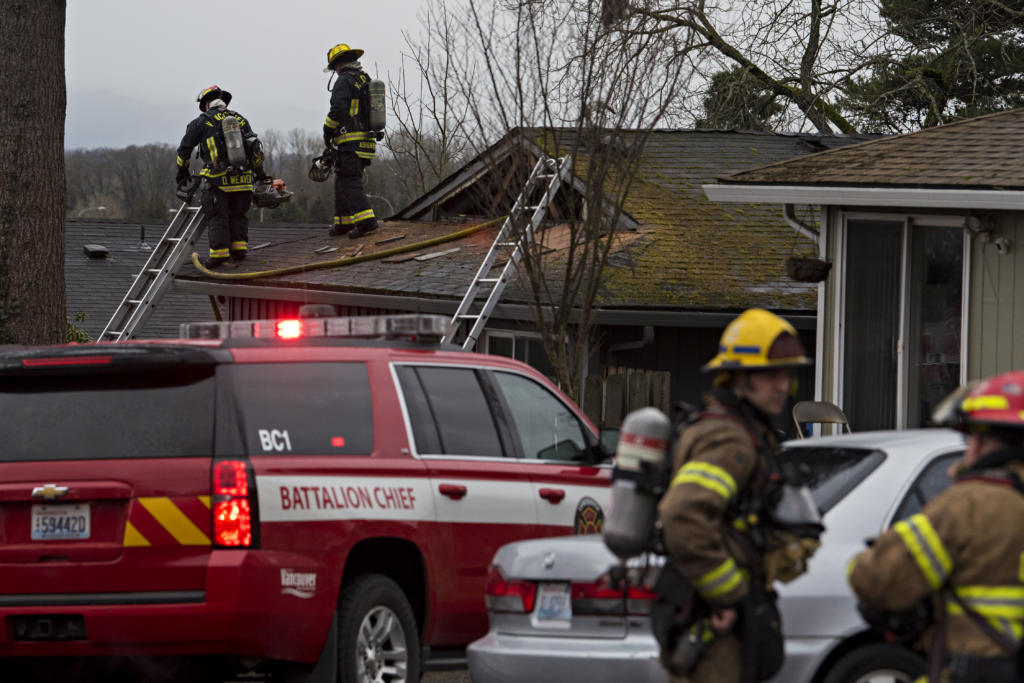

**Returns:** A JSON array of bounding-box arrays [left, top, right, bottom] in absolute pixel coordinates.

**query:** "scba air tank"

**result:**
[[602, 407, 672, 561], [367, 80, 386, 131], [221, 115, 247, 168]]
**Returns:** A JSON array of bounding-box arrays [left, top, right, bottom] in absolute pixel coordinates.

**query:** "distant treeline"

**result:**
[[65, 129, 444, 224]]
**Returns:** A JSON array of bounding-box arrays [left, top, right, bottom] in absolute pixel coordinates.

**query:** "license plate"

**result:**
[[31, 504, 91, 541], [535, 582, 572, 620]]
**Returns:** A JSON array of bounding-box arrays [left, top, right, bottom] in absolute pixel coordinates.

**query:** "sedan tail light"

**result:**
[[484, 565, 537, 613], [572, 569, 659, 616]]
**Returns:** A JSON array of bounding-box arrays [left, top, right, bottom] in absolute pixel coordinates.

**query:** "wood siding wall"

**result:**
[[968, 212, 1024, 377]]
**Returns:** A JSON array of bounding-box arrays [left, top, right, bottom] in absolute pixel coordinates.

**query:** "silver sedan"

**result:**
[[468, 429, 965, 683]]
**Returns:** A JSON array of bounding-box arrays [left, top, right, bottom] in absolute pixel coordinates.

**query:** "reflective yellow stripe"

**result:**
[[176, 155, 188, 167], [231, 241, 247, 251], [332, 131, 374, 144], [353, 209, 375, 221], [324, 116, 340, 129], [123, 521, 150, 547], [671, 461, 738, 501], [350, 99, 359, 118], [201, 168, 226, 178], [198, 495, 210, 508], [206, 137, 218, 164], [138, 497, 210, 546], [694, 557, 746, 598], [893, 514, 952, 589], [209, 248, 230, 258], [962, 395, 1010, 411]]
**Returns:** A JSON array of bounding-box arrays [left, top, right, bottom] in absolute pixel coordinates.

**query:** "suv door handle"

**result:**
[[439, 484, 467, 500], [538, 488, 565, 504]]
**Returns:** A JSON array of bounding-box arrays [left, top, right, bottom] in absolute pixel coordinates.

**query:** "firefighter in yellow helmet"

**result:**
[[848, 370, 1024, 683], [321, 43, 380, 240], [656, 309, 822, 683]]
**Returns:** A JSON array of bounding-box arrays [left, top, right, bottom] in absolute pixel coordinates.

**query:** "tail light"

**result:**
[[571, 570, 659, 616], [211, 459, 258, 548], [484, 565, 537, 613]]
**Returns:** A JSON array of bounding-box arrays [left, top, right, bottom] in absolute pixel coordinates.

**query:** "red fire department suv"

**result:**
[[0, 314, 611, 682]]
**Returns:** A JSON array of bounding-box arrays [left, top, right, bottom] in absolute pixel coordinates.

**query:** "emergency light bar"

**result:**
[[179, 313, 453, 343]]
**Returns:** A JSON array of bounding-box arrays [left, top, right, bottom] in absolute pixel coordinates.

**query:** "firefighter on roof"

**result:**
[[176, 85, 268, 268], [656, 308, 822, 683], [322, 42, 380, 240], [849, 371, 1024, 682]]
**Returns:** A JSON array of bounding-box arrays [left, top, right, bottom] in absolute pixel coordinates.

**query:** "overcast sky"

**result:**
[[65, 0, 426, 149]]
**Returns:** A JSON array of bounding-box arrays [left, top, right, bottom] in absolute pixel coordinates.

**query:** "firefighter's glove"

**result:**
[[764, 537, 820, 586], [175, 166, 190, 185]]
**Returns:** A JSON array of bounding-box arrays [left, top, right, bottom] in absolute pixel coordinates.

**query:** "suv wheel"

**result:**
[[338, 574, 421, 683], [822, 643, 926, 683]]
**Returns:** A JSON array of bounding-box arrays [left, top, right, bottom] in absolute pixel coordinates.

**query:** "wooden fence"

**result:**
[[583, 366, 672, 430]]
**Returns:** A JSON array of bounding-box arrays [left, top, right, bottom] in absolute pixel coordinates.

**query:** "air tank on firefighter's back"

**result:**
[[221, 115, 248, 168], [602, 407, 672, 561], [367, 80, 386, 132]]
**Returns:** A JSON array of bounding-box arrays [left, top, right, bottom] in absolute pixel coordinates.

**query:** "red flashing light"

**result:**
[[331, 436, 346, 448], [213, 460, 249, 497], [276, 319, 303, 340], [22, 356, 112, 367], [484, 565, 537, 613], [213, 499, 253, 547]]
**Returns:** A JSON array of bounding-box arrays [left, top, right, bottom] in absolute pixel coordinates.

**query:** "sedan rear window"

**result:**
[[0, 368, 215, 461], [776, 446, 885, 514]]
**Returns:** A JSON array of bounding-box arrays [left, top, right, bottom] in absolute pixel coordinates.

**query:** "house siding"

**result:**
[[968, 211, 1024, 377]]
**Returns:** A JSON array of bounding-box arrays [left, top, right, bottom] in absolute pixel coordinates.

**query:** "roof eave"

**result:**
[[702, 183, 1024, 211]]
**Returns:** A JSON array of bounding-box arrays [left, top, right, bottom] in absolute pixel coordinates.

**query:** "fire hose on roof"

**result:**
[[190, 216, 507, 280]]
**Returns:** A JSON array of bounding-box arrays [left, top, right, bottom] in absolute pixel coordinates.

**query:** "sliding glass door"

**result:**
[[841, 217, 964, 429]]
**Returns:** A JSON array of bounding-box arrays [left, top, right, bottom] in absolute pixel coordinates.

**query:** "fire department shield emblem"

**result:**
[[573, 496, 604, 535]]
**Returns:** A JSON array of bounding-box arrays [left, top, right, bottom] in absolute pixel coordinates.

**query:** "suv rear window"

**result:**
[[776, 446, 885, 514], [0, 368, 215, 461], [225, 362, 373, 455]]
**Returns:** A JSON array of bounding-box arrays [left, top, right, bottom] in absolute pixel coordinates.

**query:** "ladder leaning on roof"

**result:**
[[98, 202, 209, 341], [441, 154, 573, 351]]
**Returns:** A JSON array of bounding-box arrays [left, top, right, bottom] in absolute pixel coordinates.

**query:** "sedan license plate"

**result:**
[[536, 582, 571, 620], [31, 504, 90, 541]]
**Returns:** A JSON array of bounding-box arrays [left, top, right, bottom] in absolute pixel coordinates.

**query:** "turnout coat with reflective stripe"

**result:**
[[657, 396, 779, 607], [323, 67, 376, 160], [176, 109, 257, 192], [849, 459, 1024, 658]]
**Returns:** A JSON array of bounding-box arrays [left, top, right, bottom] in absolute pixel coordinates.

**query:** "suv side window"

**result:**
[[397, 365, 505, 458], [891, 451, 962, 522], [491, 371, 588, 462], [226, 362, 373, 455]]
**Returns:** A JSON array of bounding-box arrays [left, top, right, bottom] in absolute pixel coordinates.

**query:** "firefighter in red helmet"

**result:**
[[176, 85, 268, 267], [849, 370, 1024, 682]]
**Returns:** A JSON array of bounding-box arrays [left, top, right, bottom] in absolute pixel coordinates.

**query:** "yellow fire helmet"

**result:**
[[324, 43, 365, 73], [703, 308, 811, 372]]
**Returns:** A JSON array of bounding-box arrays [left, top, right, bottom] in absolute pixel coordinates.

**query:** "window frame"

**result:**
[[833, 212, 970, 429], [480, 368, 604, 466], [389, 362, 517, 461], [888, 448, 964, 525]]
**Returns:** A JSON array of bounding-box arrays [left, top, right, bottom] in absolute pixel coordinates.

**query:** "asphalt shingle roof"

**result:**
[[65, 218, 323, 338], [174, 128, 874, 313], [721, 107, 1024, 189]]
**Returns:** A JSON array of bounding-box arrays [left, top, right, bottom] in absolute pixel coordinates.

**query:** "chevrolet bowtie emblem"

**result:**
[[31, 484, 69, 500]]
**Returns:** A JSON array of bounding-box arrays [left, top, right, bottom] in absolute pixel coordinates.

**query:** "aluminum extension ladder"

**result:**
[[98, 202, 209, 341], [441, 154, 573, 351]]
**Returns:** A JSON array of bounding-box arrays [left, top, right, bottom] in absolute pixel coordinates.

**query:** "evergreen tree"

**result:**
[[843, 0, 1024, 132]]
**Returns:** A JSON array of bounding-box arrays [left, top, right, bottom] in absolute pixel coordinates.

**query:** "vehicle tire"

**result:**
[[337, 574, 421, 683], [821, 643, 926, 683]]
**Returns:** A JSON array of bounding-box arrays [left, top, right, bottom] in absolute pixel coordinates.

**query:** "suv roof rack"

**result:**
[[179, 313, 453, 345]]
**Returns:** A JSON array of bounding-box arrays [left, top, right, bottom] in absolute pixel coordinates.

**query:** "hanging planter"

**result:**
[[786, 255, 832, 283]]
